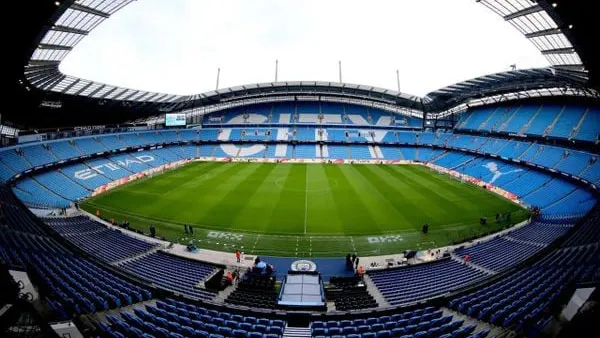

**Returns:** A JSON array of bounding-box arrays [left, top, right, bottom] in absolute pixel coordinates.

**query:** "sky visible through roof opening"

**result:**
[[59, 0, 548, 97]]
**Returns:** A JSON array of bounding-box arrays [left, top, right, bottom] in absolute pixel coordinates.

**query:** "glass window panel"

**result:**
[[80, 83, 102, 96], [91, 85, 115, 97], [66, 81, 90, 94]]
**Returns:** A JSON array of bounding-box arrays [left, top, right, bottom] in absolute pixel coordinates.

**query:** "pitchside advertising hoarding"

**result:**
[[165, 113, 186, 127]]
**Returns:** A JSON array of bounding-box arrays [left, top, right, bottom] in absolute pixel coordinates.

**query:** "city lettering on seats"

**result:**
[[74, 155, 155, 180]]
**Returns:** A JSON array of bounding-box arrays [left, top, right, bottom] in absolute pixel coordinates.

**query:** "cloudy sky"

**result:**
[[59, 0, 548, 97]]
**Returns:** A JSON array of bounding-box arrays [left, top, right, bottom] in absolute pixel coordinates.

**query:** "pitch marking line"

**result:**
[[252, 235, 261, 252], [304, 172, 308, 234]]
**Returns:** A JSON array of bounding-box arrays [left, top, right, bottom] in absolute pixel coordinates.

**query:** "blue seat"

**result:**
[[247, 332, 262, 338], [428, 327, 441, 338], [208, 334, 224, 338], [181, 326, 195, 337], [358, 325, 370, 333], [239, 323, 252, 331], [383, 322, 395, 330], [343, 327, 357, 335], [413, 332, 427, 338], [313, 328, 326, 335], [217, 327, 232, 336], [204, 324, 218, 333], [327, 327, 342, 335], [264, 335, 279, 338], [312, 321, 324, 329], [341, 320, 353, 327], [231, 329, 246, 338], [252, 324, 267, 333], [405, 325, 417, 334], [327, 320, 339, 328], [379, 316, 391, 324], [212, 318, 225, 327], [225, 320, 238, 329], [371, 324, 384, 331], [376, 330, 391, 338], [361, 333, 376, 338], [267, 326, 284, 335], [244, 317, 258, 324], [156, 327, 169, 338], [193, 330, 209, 338], [192, 320, 204, 330], [391, 328, 405, 336], [257, 318, 270, 326], [417, 321, 430, 332], [271, 319, 284, 327]]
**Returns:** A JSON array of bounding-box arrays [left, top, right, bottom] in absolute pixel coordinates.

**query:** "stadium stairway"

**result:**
[[283, 326, 311, 338], [362, 274, 389, 307], [58, 169, 91, 192], [542, 106, 565, 137], [568, 107, 589, 139], [450, 253, 496, 276], [441, 307, 517, 338], [502, 236, 546, 248], [212, 269, 241, 302], [111, 246, 162, 266], [518, 105, 544, 135], [497, 106, 520, 132]]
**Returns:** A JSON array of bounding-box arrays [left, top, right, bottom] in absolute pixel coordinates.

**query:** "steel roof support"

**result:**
[[504, 5, 543, 21], [70, 3, 110, 18]]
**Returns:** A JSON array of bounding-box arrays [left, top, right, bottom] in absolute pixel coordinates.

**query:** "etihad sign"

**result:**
[[74, 155, 155, 180]]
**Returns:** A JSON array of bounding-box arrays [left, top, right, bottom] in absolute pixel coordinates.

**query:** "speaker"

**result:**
[[480, 217, 487, 225], [422, 224, 429, 234]]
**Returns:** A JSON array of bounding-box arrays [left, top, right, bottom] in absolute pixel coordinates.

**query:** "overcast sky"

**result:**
[[59, 0, 548, 97]]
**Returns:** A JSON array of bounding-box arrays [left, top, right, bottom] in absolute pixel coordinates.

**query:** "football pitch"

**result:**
[[81, 162, 529, 257]]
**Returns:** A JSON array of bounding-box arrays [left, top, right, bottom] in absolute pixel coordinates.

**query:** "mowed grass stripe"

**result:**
[[143, 162, 253, 226], [377, 165, 455, 220], [305, 164, 345, 235], [232, 164, 293, 233], [358, 165, 430, 230], [343, 165, 411, 230], [406, 165, 523, 215], [199, 163, 275, 229], [87, 161, 225, 216], [323, 165, 380, 235], [266, 164, 306, 234], [390, 165, 471, 214]]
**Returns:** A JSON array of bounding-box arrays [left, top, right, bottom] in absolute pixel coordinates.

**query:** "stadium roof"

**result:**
[[424, 67, 598, 116], [8, 0, 600, 128], [478, 0, 584, 71]]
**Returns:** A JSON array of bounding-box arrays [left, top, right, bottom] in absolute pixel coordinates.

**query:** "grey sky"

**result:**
[[59, 0, 548, 97]]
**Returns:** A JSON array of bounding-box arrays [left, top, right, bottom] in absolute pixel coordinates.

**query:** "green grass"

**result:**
[[81, 162, 529, 257]]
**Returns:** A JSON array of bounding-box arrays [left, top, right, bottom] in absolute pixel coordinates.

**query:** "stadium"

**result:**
[[2, 0, 599, 337]]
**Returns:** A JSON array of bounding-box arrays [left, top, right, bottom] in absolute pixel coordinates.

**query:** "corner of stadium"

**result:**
[[2, 1, 599, 337]]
